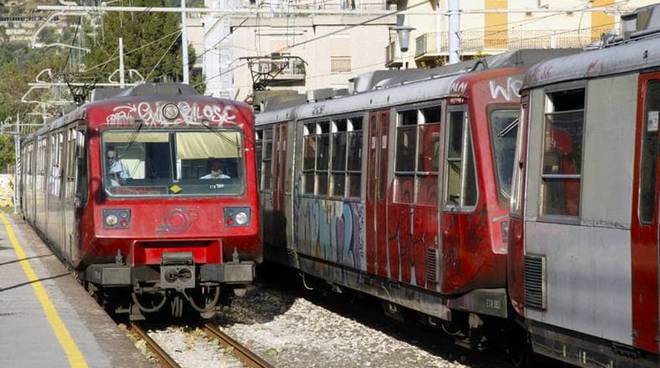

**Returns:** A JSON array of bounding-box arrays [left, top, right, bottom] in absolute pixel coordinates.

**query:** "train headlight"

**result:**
[[224, 207, 251, 227], [162, 103, 179, 120], [105, 214, 119, 226], [103, 209, 131, 229], [234, 211, 249, 225]]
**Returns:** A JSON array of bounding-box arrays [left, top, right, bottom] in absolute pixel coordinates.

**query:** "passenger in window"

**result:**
[[106, 148, 130, 187], [200, 159, 230, 179]]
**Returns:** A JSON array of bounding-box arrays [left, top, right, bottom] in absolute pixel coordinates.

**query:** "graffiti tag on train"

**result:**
[[489, 77, 522, 101], [106, 101, 237, 126]]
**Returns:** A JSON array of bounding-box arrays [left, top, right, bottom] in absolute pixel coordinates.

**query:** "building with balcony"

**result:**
[[203, 0, 395, 100], [401, 0, 660, 68]]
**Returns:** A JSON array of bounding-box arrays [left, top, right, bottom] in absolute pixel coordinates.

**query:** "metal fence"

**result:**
[[415, 30, 595, 57]]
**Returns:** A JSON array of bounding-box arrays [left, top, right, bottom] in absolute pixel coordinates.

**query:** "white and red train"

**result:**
[[256, 5, 660, 367], [509, 5, 660, 366], [18, 84, 260, 319]]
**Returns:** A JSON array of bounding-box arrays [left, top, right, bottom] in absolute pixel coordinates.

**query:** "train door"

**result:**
[[366, 110, 389, 276], [632, 73, 660, 353], [271, 123, 288, 251], [440, 105, 479, 292], [259, 127, 275, 246], [390, 106, 442, 286], [62, 126, 78, 263], [274, 123, 287, 212]]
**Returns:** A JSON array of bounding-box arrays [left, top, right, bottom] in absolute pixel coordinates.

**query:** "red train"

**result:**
[[19, 83, 260, 319], [255, 48, 575, 346]]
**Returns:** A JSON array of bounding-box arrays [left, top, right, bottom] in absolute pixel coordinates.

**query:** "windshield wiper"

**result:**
[[497, 118, 519, 138]]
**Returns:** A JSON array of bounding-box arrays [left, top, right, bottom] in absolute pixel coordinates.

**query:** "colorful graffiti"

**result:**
[[294, 196, 366, 271]]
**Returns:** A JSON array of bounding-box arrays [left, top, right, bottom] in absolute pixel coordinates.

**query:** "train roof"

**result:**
[[256, 48, 579, 126], [25, 84, 252, 141], [523, 20, 660, 89]]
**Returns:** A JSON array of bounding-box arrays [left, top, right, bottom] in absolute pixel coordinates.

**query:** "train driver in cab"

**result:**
[[200, 158, 230, 179], [106, 147, 130, 186]]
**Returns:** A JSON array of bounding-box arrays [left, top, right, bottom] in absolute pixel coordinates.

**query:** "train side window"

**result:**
[[255, 130, 263, 190], [346, 117, 363, 198], [317, 122, 331, 196], [394, 110, 418, 203], [302, 123, 316, 194], [262, 129, 273, 191], [65, 128, 76, 200], [75, 128, 88, 206], [489, 109, 520, 200], [394, 107, 442, 205], [417, 107, 441, 205], [444, 108, 477, 209], [540, 88, 585, 218], [331, 119, 348, 197], [639, 81, 660, 223]]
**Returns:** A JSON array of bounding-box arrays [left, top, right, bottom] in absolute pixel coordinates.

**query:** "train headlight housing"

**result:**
[[162, 103, 179, 120], [103, 209, 131, 229], [224, 207, 251, 227], [234, 211, 249, 225]]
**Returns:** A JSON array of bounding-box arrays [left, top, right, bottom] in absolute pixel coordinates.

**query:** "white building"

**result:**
[[202, 0, 395, 100]]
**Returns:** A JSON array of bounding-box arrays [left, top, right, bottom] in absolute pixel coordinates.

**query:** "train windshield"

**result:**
[[489, 109, 519, 199], [102, 129, 244, 197]]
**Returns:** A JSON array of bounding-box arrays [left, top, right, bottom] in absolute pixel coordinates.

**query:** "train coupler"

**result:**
[[160, 252, 195, 291]]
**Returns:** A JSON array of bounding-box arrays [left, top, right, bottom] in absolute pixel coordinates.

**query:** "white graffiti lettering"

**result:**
[[449, 81, 468, 95], [105, 101, 237, 127], [489, 77, 523, 101]]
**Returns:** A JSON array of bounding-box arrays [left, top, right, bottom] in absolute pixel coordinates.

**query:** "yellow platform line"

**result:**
[[0, 214, 89, 368]]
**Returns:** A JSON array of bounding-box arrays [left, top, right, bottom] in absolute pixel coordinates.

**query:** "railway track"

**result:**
[[202, 323, 274, 368], [129, 322, 182, 368]]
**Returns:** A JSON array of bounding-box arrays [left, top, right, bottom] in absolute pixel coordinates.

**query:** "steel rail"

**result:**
[[129, 322, 181, 368], [203, 323, 274, 368]]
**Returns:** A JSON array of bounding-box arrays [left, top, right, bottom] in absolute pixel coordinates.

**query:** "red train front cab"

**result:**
[[78, 89, 260, 299]]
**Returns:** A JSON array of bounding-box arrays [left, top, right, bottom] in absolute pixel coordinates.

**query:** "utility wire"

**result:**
[[146, 31, 183, 81], [85, 29, 182, 73]]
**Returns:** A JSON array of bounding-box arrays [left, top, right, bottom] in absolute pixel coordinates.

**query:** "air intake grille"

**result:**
[[524, 254, 546, 310], [425, 248, 438, 284]]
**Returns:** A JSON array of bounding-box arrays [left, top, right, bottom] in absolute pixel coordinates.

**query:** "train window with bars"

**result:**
[[261, 129, 273, 191], [639, 81, 660, 223], [394, 106, 442, 205], [329, 117, 363, 198], [255, 129, 263, 190], [317, 122, 330, 195], [444, 108, 477, 209], [303, 123, 316, 194], [37, 137, 46, 177], [346, 118, 363, 198], [331, 119, 348, 197], [540, 88, 585, 218], [65, 128, 77, 200]]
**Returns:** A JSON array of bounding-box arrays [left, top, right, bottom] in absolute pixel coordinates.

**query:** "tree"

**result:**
[[0, 42, 65, 171], [84, 0, 201, 89]]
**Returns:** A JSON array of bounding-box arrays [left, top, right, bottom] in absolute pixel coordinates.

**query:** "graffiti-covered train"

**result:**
[[255, 49, 575, 358], [256, 9, 660, 365], [19, 84, 260, 319]]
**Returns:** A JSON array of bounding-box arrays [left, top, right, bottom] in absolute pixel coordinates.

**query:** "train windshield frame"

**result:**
[[101, 128, 245, 197], [488, 108, 520, 200]]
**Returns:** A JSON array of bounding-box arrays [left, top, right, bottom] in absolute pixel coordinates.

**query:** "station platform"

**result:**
[[0, 175, 153, 368]]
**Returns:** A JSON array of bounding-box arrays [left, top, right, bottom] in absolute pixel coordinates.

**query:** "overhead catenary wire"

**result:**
[[145, 30, 184, 82]]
